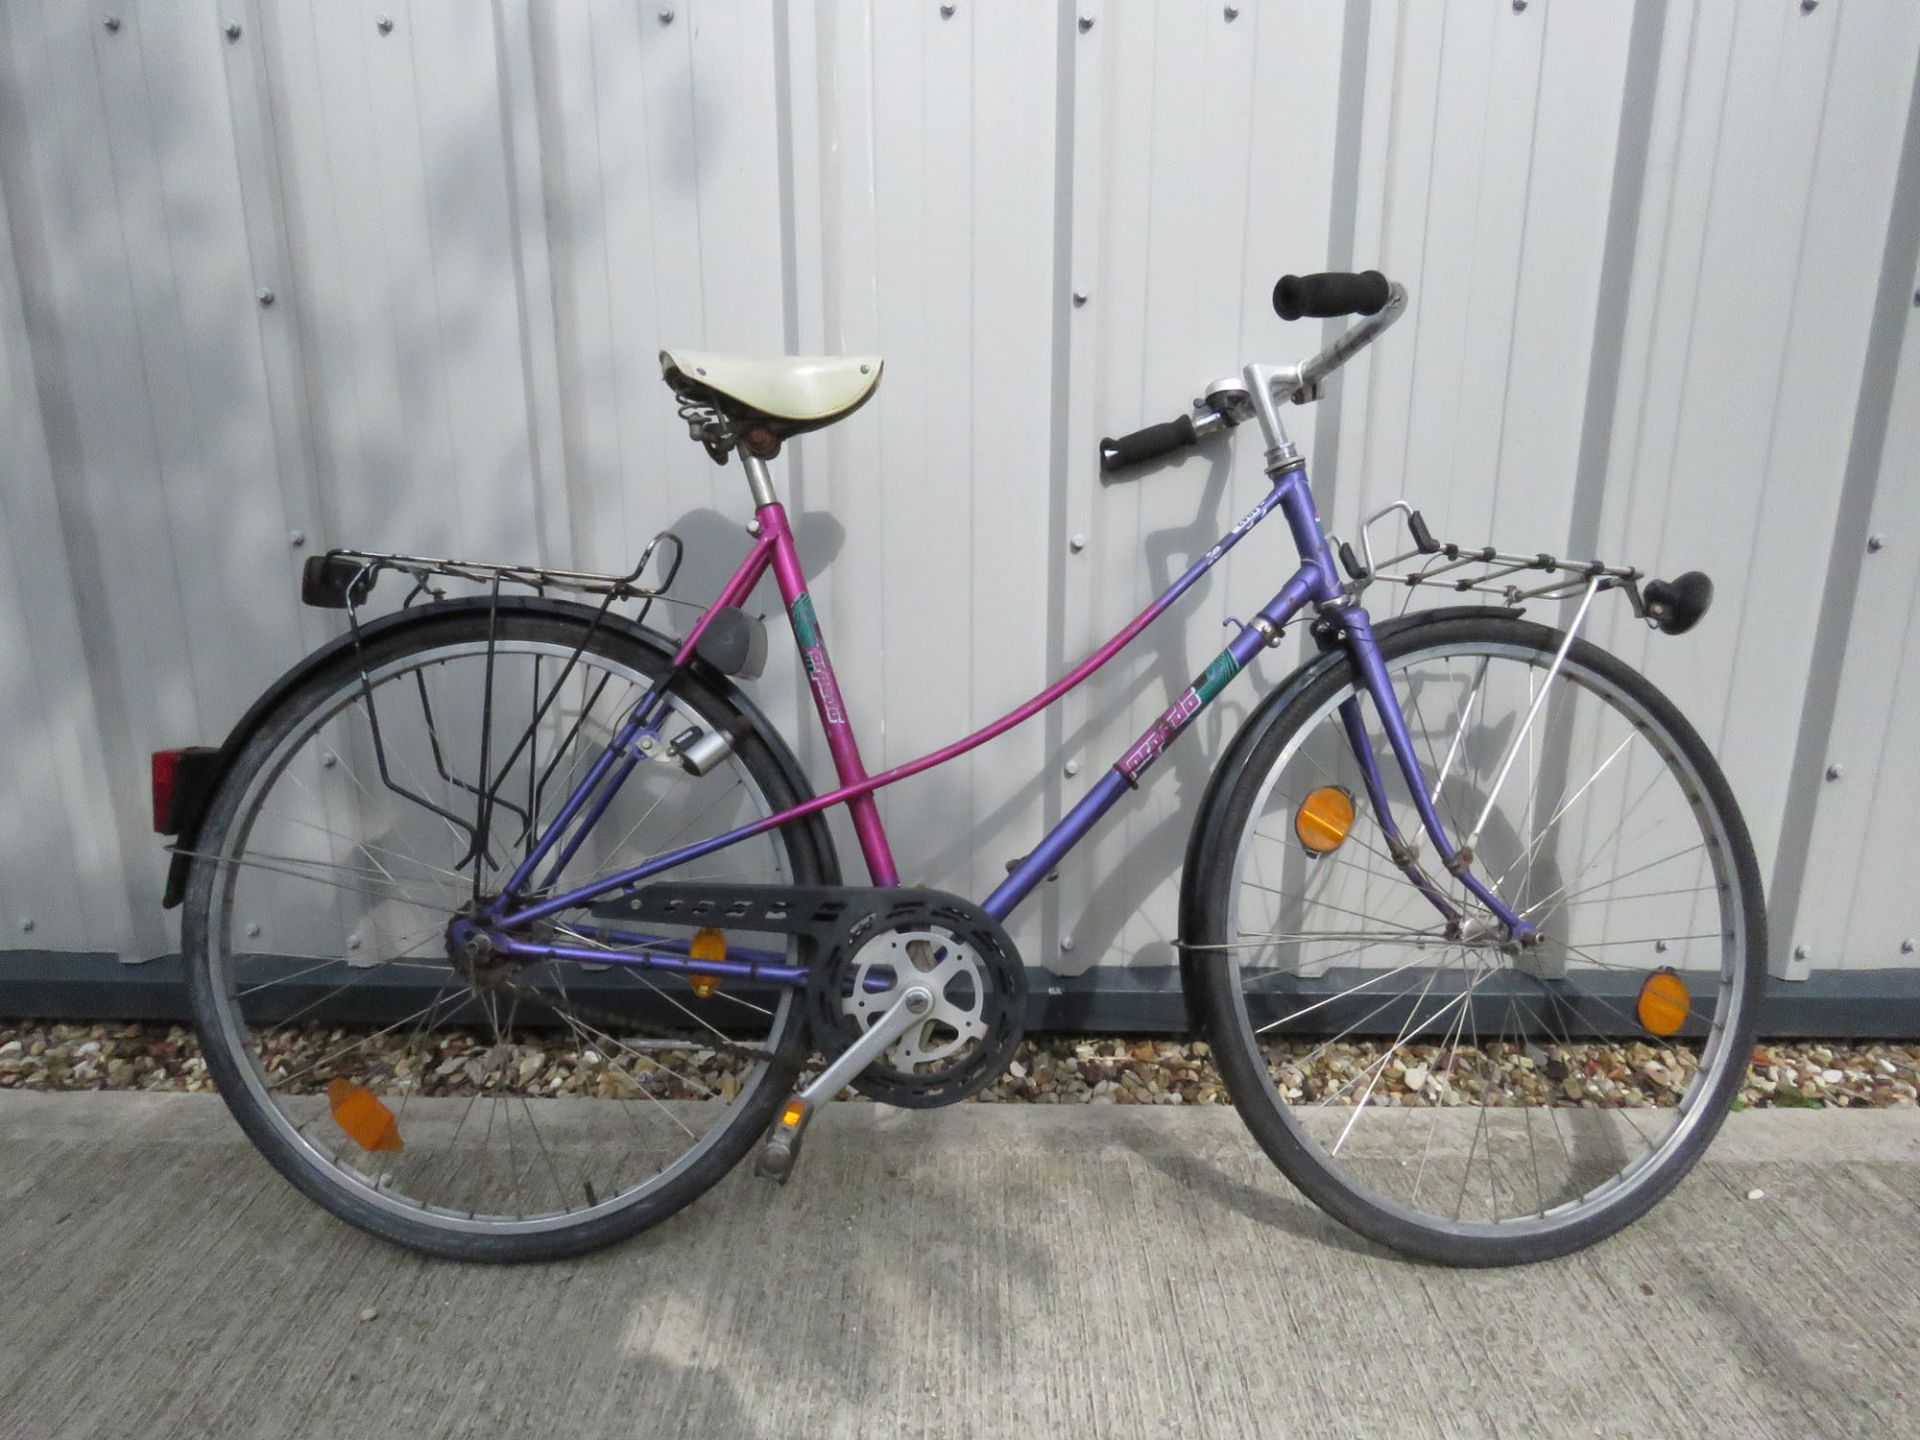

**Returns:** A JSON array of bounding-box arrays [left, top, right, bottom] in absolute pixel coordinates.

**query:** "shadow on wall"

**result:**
[[1048, 448, 1250, 976], [3, 2, 1270, 974]]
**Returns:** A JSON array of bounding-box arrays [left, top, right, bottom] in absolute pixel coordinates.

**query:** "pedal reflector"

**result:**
[[1294, 786, 1356, 855], [689, 926, 725, 998], [780, 1099, 808, 1128], [1637, 968, 1690, 1037], [326, 1079, 404, 1152]]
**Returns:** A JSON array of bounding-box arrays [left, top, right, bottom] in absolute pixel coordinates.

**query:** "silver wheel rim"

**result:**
[[201, 636, 798, 1237], [1222, 637, 1750, 1239]]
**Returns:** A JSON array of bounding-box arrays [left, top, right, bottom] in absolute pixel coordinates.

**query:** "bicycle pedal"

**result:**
[[753, 1097, 812, 1184]]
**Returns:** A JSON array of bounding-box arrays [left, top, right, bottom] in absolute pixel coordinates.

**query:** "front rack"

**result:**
[[1334, 501, 1647, 614]]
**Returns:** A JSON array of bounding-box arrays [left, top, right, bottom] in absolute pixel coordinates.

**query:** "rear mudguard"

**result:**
[[161, 596, 838, 907], [1174, 605, 1520, 1032]]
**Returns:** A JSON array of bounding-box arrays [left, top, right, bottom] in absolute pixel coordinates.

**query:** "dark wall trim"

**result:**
[[6, 952, 1920, 1041]]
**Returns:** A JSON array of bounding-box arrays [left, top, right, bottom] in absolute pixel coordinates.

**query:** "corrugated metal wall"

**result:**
[[2, 0, 1917, 996]]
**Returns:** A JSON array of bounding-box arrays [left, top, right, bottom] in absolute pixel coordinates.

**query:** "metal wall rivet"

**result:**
[[1793, 944, 1810, 961], [1654, 939, 1668, 953], [103, 16, 121, 33], [19, 919, 34, 934], [1072, 289, 1088, 306], [1512, 0, 1527, 12], [1224, 4, 1239, 18], [657, 6, 674, 24], [1070, 533, 1087, 553], [1867, 534, 1887, 553], [1903, 939, 1916, 955], [1825, 763, 1843, 781], [940, 2, 956, 16], [256, 288, 275, 306], [1064, 760, 1080, 777], [288, 529, 305, 547], [377, 16, 393, 34], [1078, 14, 1094, 32], [1060, 935, 1076, 953], [348, 934, 363, 951], [245, 922, 262, 938], [224, 22, 241, 41], [1800, 0, 1818, 12], [321, 751, 338, 768]]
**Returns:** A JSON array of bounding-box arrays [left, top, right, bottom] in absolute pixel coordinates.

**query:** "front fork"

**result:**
[[1324, 608, 1535, 946]]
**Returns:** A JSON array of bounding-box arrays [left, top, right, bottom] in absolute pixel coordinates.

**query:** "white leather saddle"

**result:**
[[660, 349, 884, 437]]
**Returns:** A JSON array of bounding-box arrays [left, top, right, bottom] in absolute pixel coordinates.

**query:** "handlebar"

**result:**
[[1296, 278, 1407, 393], [1098, 415, 1200, 474], [1098, 270, 1409, 477]]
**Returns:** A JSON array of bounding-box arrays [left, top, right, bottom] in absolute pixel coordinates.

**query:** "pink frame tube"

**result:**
[[670, 504, 898, 885], [662, 486, 1288, 888]]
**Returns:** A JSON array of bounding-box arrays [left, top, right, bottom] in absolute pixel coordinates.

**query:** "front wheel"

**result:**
[[181, 604, 834, 1261], [1184, 613, 1765, 1266]]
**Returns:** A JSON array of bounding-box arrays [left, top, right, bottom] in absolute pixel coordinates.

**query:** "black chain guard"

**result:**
[[598, 882, 1027, 1108]]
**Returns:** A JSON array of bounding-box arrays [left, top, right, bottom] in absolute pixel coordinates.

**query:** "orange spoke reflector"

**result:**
[[326, 1078, 403, 1153], [1294, 786, 1356, 855], [689, 926, 725, 998], [1637, 967, 1690, 1037]]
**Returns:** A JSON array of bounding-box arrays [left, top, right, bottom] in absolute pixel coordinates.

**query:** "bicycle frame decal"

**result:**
[[491, 464, 1528, 951], [1117, 647, 1242, 783], [790, 594, 847, 726]]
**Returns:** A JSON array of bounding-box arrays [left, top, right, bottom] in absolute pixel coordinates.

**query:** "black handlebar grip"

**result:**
[[1099, 414, 1199, 475], [1272, 270, 1391, 321]]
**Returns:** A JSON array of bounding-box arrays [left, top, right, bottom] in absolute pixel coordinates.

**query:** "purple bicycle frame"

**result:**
[[482, 463, 1529, 984]]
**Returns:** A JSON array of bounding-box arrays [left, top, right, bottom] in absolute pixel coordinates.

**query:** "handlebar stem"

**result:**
[[1241, 362, 1302, 472]]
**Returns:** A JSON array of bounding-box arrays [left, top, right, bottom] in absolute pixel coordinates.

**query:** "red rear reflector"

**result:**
[[149, 746, 219, 836], [151, 750, 184, 834]]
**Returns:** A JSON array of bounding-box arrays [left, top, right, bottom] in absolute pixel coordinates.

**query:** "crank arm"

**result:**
[[755, 983, 932, 1183], [803, 982, 932, 1106]]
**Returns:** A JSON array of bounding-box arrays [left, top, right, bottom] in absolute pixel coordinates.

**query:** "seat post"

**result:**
[[739, 451, 779, 509]]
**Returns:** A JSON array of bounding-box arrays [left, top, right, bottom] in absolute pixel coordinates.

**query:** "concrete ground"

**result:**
[[1, 1094, 1916, 1440]]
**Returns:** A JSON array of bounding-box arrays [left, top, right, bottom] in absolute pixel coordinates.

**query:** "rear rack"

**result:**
[[1335, 502, 1647, 613], [290, 530, 688, 888], [301, 531, 685, 615]]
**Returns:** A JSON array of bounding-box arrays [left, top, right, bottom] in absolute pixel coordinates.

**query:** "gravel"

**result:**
[[2, 1021, 1917, 1110]]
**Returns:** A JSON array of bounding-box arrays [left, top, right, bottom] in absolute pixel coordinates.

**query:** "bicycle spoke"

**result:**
[[1218, 633, 1753, 1252], [193, 625, 805, 1247]]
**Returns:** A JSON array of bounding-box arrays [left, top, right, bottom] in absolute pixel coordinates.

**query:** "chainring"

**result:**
[[805, 894, 1027, 1109], [596, 881, 1027, 1108]]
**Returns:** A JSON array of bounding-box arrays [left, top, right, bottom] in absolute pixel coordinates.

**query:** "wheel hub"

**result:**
[[445, 909, 523, 987]]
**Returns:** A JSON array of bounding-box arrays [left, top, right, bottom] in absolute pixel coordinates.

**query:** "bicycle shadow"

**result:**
[[1097, 1108, 1383, 1259], [1049, 445, 1274, 975]]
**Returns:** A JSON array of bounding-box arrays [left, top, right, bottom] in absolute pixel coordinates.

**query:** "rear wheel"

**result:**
[[181, 606, 832, 1261], [1185, 614, 1765, 1266]]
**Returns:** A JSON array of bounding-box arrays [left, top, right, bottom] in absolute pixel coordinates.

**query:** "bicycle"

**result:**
[[152, 269, 1762, 1267]]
